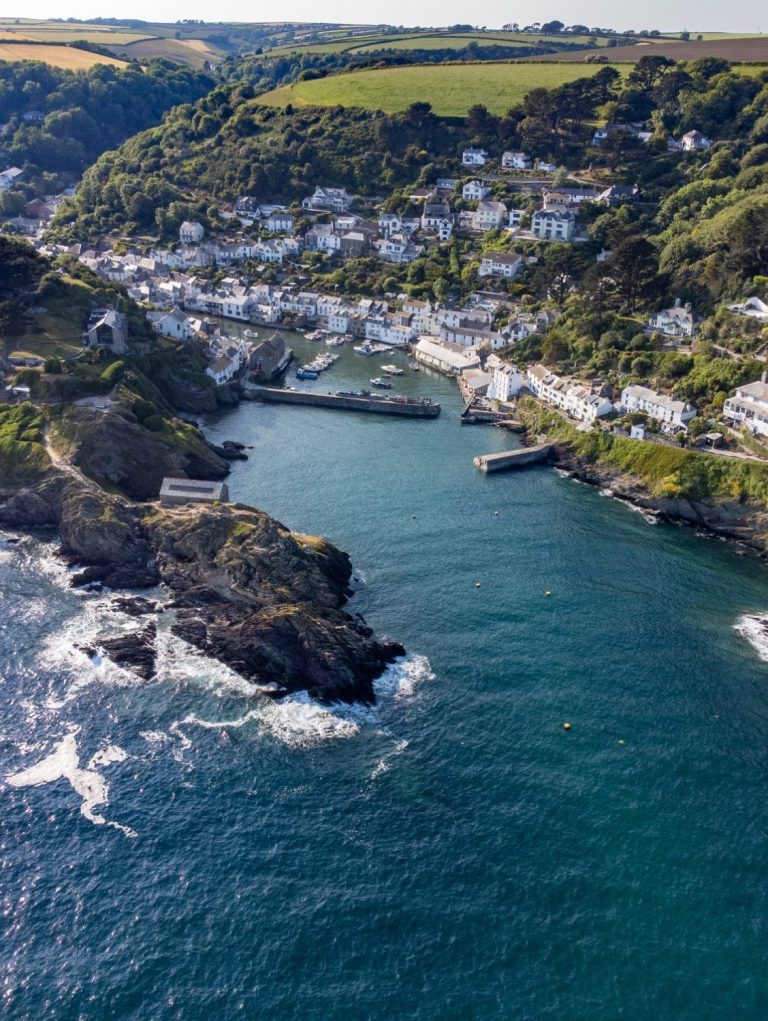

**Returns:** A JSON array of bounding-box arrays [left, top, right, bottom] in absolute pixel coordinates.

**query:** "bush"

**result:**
[[100, 359, 126, 386], [141, 414, 165, 432]]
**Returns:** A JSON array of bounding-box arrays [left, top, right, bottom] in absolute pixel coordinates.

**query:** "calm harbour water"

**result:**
[[2, 336, 768, 1019]]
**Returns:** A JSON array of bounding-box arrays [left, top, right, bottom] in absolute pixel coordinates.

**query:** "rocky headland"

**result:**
[[0, 402, 403, 704]]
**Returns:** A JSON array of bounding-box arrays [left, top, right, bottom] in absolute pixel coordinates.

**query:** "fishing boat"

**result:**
[[296, 368, 318, 380], [325, 335, 345, 346], [370, 377, 393, 389], [381, 364, 404, 375]]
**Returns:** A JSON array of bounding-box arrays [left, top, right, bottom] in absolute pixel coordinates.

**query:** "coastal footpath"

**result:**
[[516, 399, 768, 553]]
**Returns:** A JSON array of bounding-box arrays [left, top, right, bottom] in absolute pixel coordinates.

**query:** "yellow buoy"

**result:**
[[545, 591, 552, 597], [563, 722, 571, 731]]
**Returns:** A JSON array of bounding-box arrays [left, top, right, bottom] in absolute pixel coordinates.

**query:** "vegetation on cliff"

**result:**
[[518, 398, 768, 504]]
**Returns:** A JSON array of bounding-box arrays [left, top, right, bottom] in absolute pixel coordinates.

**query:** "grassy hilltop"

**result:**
[[255, 62, 618, 117]]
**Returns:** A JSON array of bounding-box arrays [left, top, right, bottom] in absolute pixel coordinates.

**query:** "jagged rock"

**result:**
[[81, 622, 157, 681], [0, 470, 404, 703], [210, 440, 249, 461], [110, 596, 160, 617]]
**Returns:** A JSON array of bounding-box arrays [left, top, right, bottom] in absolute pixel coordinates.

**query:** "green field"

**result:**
[[254, 62, 619, 117], [269, 30, 618, 56]]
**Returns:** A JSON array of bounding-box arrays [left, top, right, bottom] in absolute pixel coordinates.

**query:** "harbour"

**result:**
[[244, 385, 441, 417]]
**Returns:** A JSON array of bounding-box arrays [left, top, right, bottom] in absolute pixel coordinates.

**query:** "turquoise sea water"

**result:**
[[2, 338, 768, 1019]]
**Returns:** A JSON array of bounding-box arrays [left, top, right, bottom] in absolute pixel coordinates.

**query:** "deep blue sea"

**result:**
[[2, 336, 768, 1019]]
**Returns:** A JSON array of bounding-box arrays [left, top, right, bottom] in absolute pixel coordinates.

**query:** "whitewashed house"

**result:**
[[462, 179, 491, 201], [621, 384, 697, 430], [379, 236, 423, 264], [0, 167, 23, 189], [264, 211, 294, 232], [536, 161, 557, 173], [155, 307, 193, 340], [648, 300, 699, 338], [473, 200, 507, 231], [489, 362, 523, 401], [179, 220, 205, 244], [478, 252, 522, 279], [724, 376, 768, 437], [302, 187, 352, 212], [531, 209, 576, 241], [501, 151, 531, 170], [508, 208, 525, 228], [681, 130, 712, 151], [462, 148, 488, 167]]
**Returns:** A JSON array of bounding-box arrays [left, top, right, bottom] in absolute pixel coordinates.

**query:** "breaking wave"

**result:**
[[734, 612, 768, 661]]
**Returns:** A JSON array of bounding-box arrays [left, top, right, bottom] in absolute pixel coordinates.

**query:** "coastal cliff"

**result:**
[[516, 400, 768, 554], [0, 403, 403, 703]]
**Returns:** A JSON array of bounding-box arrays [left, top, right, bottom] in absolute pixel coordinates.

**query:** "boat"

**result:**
[[244, 329, 260, 339], [354, 342, 389, 356], [325, 335, 345, 347], [305, 330, 323, 341], [409, 362, 421, 371], [370, 377, 393, 389], [381, 364, 404, 375], [296, 368, 318, 380]]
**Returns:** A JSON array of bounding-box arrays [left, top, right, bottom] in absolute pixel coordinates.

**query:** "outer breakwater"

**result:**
[[474, 443, 553, 472], [244, 386, 441, 418]]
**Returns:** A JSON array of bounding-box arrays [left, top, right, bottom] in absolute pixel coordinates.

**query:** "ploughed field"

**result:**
[[0, 42, 126, 69], [536, 35, 768, 62], [254, 61, 617, 117]]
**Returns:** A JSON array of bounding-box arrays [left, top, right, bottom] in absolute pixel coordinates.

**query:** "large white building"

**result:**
[[621, 384, 697, 430], [462, 148, 488, 167], [723, 377, 768, 437], [478, 252, 522, 279], [648, 299, 699, 338], [413, 338, 481, 376], [462, 179, 491, 201], [474, 200, 507, 231], [501, 151, 531, 170], [489, 361, 523, 401], [531, 209, 576, 241], [179, 220, 205, 244]]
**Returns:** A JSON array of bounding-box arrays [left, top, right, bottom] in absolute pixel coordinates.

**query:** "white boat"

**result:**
[[381, 364, 404, 375], [305, 330, 324, 341]]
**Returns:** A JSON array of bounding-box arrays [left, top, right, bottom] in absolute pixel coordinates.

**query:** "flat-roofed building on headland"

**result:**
[[160, 478, 229, 507]]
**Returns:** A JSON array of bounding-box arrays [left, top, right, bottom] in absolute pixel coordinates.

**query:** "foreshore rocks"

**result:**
[[551, 444, 768, 554], [0, 468, 403, 703]]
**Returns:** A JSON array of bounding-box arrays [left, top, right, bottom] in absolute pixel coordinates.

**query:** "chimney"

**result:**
[[674, 297, 681, 308]]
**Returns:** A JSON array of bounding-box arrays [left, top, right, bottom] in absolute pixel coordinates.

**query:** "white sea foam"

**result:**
[[374, 654, 434, 700], [734, 612, 768, 661], [370, 738, 409, 781], [7, 730, 136, 838]]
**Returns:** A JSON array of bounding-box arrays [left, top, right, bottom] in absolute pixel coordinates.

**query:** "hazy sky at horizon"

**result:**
[[9, 0, 768, 33]]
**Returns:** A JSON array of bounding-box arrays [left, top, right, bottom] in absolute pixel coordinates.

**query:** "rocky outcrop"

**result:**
[[0, 470, 403, 703], [551, 444, 768, 554], [81, 623, 157, 681], [54, 406, 230, 501]]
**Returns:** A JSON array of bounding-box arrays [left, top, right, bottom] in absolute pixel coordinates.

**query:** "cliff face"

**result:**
[[0, 469, 403, 703], [552, 446, 768, 554], [53, 406, 230, 501]]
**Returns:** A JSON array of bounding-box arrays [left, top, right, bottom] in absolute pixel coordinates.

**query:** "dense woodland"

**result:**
[[0, 59, 214, 187]]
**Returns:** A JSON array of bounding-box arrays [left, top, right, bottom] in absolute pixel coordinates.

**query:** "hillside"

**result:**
[[536, 35, 768, 63], [254, 62, 618, 117]]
